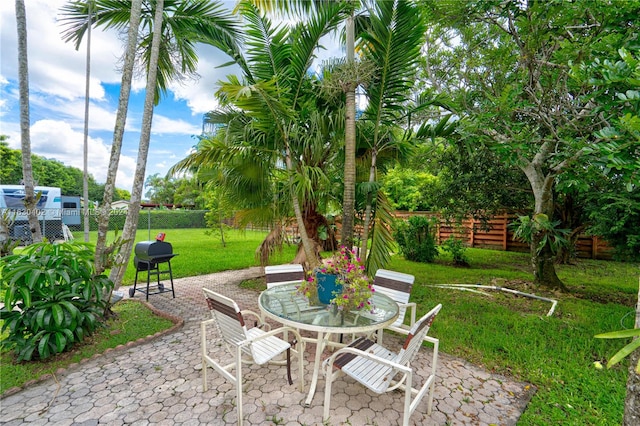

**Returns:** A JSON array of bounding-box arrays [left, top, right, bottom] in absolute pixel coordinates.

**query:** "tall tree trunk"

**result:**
[[624, 277, 640, 425], [341, 12, 356, 248], [284, 140, 320, 270], [94, 0, 142, 274], [360, 147, 377, 261], [15, 0, 42, 244], [82, 0, 92, 243], [110, 0, 164, 289], [522, 160, 567, 291]]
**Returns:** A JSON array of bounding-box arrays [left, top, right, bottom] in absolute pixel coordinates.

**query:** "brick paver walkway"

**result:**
[[0, 268, 535, 425]]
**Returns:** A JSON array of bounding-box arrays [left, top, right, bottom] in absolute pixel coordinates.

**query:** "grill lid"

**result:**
[[135, 240, 173, 261]]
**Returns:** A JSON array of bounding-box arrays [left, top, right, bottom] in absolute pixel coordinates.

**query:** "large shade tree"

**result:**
[[424, 0, 639, 290]]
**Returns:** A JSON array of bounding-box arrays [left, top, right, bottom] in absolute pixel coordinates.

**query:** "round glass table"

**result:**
[[258, 283, 399, 406]]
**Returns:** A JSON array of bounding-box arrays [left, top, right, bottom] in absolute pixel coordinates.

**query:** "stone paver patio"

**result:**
[[0, 268, 535, 425]]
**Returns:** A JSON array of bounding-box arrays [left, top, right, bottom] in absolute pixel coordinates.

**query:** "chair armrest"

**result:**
[[323, 345, 411, 376], [397, 301, 417, 327], [240, 326, 303, 349], [241, 309, 271, 331], [200, 318, 217, 351]]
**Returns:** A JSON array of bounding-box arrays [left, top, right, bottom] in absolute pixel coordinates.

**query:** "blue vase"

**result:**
[[316, 273, 342, 305]]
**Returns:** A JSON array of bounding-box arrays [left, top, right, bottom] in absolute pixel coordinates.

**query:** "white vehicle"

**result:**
[[0, 185, 80, 242]]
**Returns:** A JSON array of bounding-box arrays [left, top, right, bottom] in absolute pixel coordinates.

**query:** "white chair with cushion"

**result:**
[[323, 304, 442, 426], [201, 288, 304, 426]]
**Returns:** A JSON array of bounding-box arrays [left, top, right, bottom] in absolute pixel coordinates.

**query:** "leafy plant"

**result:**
[[595, 328, 640, 373], [0, 241, 114, 361], [440, 235, 469, 266], [511, 213, 569, 255], [298, 246, 374, 312], [393, 216, 439, 263]]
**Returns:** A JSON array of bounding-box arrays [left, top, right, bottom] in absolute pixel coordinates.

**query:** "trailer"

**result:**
[[0, 185, 80, 243]]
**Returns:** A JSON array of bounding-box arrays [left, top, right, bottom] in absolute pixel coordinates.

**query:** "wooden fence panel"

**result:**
[[393, 211, 613, 260]]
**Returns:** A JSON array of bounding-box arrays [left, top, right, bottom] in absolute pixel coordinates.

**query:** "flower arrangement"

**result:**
[[297, 246, 375, 312]]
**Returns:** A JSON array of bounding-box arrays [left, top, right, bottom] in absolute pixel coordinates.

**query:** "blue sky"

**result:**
[[1, 1, 342, 193]]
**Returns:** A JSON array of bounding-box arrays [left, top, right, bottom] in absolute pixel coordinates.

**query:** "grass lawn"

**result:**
[[71, 228, 299, 285], [386, 249, 638, 426], [3, 231, 638, 425]]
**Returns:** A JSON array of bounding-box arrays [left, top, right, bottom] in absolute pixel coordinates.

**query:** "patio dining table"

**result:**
[[258, 283, 399, 407]]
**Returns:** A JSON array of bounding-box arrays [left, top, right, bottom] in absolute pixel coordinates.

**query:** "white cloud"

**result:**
[[152, 115, 201, 135], [22, 119, 137, 190]]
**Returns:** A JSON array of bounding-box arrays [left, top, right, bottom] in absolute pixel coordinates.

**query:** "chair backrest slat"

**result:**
[[203, 288, 248, 349], [265, 264, 305, 288], [395, 304, 442, 368], [373, 269, 414, 327]]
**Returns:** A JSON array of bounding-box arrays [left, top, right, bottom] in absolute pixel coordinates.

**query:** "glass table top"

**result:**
[[258, 282, 399, 331]]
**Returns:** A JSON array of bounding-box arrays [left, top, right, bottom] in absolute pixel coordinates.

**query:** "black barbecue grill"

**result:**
[[129, 237, 177, 300]]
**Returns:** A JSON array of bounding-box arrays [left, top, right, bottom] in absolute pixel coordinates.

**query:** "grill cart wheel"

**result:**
[[129, 287, 135, 297]]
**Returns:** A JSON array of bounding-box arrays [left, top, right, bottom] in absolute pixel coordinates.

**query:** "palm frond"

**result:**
[[360, 0, 427, 127], [365, 191, 395, 274]]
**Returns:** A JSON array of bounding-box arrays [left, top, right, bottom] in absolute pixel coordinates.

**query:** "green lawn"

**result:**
[[4, 232, 638, 425], [71, 228, 299, 285], [387, 249, 638, 426]]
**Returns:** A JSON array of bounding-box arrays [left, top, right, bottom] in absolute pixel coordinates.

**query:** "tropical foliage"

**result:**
[[171, 1, 349, 266], [0, 242, 114, 361], [394, 215, 439, 263]]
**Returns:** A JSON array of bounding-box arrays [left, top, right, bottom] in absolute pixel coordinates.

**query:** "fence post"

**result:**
[[502, 214, 508, 251], [469, 218, 475, 248], [592, 236, 598, 259]]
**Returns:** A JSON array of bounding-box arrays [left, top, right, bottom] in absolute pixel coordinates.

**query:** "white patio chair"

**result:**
[[201, 288, 304, 426], [264, 263, 305, 288], [264, 264, 308, 322], [323, 304, 442, 426]]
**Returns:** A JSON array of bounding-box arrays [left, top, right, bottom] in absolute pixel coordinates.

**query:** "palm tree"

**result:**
[[82, 0, 92, 243], [253, 0, 359, 248], [60, 0, 241, 283], [15, 0, 43, 243], [356, 0, 426, 269], [60, 0, 143, 273], [172, 2, 347, 267]]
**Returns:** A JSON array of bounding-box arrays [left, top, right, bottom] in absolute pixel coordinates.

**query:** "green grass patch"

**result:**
[[71, 228, 298, 285], [387, 249, 638, 425], [0, 300, 175, 394]]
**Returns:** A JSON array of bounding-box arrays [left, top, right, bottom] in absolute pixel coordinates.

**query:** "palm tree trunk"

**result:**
[[94, 0, 142, 274], [284, 141, 320, 269], [15, 0, 42, 244], [341, 13, 356, 248], [360, 147, 377, 260], [82, 0, 92, 243], [110, 0, 164, 289]]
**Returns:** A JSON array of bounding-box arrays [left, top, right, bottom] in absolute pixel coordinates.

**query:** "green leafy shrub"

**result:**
[[440, 235, 470, 266], [0, 241, 114, 361], [393, 216, 439, 263], [83, 210, 207, 231]]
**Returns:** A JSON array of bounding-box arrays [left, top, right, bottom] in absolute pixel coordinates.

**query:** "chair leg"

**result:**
[[297, 344, 305, 392], [402, 372, 413, 426], [323, 370, 334, 422], [201, 322, 208, 391], [235, 348, 244, 426]]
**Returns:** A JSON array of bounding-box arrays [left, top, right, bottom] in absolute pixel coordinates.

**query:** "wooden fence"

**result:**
[[393, 212, 614, 260]]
